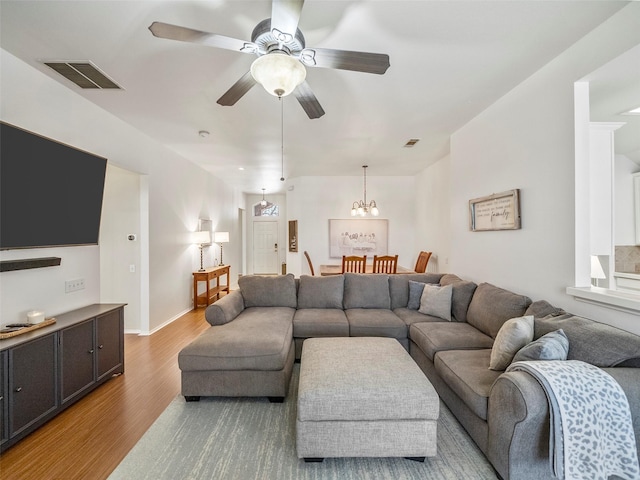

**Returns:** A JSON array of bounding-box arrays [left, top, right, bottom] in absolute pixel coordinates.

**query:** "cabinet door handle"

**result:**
[[88, 349, 94, 354], [98, 344, 104, 349], [15, 387, 22, 393], [0, 396, 3, 401]]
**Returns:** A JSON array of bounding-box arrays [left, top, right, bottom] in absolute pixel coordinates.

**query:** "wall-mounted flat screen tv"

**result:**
[[1, 122, 107, 250]]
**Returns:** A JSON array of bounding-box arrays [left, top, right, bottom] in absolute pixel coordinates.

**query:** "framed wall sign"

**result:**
[[469, 189, 521, 231], [329, 219, 388, 258], [288, 220, 298, 252]]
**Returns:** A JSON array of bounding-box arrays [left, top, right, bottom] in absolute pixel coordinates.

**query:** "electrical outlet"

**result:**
[[65, 278, 85, 293]]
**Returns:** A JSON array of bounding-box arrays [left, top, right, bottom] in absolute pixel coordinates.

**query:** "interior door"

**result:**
[[253, 221, 279, 274]]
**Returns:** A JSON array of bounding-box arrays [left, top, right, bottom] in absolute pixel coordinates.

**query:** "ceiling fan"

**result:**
[[149, 0, 390, 119]]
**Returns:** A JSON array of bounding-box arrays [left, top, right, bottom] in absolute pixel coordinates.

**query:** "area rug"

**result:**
[[109, 365, 498, 480]]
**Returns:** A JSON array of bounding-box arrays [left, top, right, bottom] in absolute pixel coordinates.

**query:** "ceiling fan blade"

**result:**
[[149, 22, 256, 53], [294, 81, 325, 119], [217, 71, 257, 106], [300, 48, 390, 75], [270, 0, 304, 40]]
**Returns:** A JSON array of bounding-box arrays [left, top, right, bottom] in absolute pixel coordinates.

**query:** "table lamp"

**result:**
[[590, 255, 606, 287], [214, 231, 230, 266], [192, 231, 211, 272]]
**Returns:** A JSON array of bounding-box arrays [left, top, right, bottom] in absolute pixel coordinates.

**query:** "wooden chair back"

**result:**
[[414, 251, 432, 273], [372, 254, 398, 274], [341, 255, 367, 273], [303, 251, 315, 276]]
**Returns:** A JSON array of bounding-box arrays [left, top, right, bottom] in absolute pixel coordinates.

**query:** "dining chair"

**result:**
[[341, 255, 367, 273], [414, 251, 432, 273], [372, 254, 398, 274], [303, 250, 315, 276]]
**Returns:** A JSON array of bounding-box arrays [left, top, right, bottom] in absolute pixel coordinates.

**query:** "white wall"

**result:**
[[100, 164, 142, 332], [443, 4, 640, 334], [615, 154, 640, 246], [1, 49, 242, 333], [414, 155, 452, 272], [284, 175, 416, 278]]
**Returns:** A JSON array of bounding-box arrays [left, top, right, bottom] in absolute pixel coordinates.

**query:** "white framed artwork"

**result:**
[[329, 219, 388, 258]]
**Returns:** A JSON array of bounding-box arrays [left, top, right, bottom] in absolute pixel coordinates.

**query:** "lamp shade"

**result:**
[[192, 230, 211, 245], [590, 255, 606, 279], [214, 231, 230, 243], [250, 53, 306, 97]]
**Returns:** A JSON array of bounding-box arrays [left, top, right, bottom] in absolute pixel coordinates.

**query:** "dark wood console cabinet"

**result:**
[[0, 304, 125, 452]]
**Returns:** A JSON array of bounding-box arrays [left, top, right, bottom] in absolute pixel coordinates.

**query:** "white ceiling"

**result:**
[[1, 1, 637, 195]]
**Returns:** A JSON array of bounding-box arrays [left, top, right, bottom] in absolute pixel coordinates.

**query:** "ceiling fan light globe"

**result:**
[[250, 53, 306, 97]]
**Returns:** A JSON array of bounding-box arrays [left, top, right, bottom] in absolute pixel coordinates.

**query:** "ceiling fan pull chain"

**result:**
[[280, 97, 285, 182]]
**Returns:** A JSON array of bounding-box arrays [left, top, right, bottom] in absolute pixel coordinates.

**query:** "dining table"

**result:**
[[319, 264, 416, 276]]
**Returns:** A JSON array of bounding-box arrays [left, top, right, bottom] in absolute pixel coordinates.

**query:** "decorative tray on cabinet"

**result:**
[[0, 318, 56, 340]]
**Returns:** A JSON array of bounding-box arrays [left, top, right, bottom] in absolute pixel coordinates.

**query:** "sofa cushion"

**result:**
[[410, 322, 494, 361], [512, 329, 569, 363], [389, 273, 444, 309], [489, 315, 534, 371], [524, 299, 566, 318], [293, 308, 349, 338], [297, 274, 344, 309], [343, 273, 391, 309], [238, 274, 297, 308], [346, 308, 408, 339], [178, 307, 295, 371], [466, 283, 532, 338], [204, 290, 245, 326], [394, 307, 449, 326], [439, 274, 478, 323], [418, 284, 453, 321], [535, 314, 640, 367], [434, 349, 501, 420]]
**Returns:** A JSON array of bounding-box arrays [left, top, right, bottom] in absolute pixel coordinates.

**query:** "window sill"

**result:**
[[566, 286, 640, 314]]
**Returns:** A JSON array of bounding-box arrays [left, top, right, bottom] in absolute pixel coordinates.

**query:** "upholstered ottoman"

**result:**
[[296, 337, 439, 462]]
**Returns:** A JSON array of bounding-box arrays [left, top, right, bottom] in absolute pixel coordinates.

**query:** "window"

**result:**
[[568, 69, 640, 315], [254, 201, 279, 217]]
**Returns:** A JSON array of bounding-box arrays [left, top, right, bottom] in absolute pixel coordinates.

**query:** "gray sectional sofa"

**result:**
[[178, 272, 640, 480]]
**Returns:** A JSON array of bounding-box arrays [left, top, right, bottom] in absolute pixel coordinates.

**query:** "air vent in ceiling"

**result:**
[[403, 138, 420, 148], [43, 62, 122, 89]]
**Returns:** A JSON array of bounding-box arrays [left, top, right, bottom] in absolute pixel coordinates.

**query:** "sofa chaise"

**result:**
[[178, 272, 640, 479]]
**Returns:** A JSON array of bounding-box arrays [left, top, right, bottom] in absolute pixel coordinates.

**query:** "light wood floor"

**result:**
[[0, 308, 211, 480]]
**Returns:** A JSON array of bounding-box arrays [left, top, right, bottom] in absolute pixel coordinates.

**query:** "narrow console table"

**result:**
[[193, 265, 230, 308], [0, 303, 125, 452]]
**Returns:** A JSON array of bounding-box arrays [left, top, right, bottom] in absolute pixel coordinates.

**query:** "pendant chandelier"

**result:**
[[351, 165, 379, 217], [260, 188, 267, 207]]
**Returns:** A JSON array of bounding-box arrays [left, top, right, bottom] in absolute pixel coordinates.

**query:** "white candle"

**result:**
[[27, 310, 45, 324]]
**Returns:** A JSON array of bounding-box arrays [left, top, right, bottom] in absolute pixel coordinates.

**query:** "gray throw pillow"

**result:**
[[407, 280, 428, 310], [512, 329, 569, 363], [489, 315, 534, 371], [418, 284, 453, 321]]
